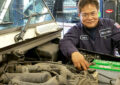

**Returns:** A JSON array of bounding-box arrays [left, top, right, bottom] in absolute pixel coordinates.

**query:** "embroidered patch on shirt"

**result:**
[[114, 23, 120, 29], [99, 28, 112, 37], [80, 35, 89, 40]]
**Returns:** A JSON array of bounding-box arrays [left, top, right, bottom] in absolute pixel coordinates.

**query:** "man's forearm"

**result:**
[[59, 40, 78, 57]]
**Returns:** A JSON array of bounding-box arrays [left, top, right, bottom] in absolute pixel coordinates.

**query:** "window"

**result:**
[[0, 0, 53, 30]]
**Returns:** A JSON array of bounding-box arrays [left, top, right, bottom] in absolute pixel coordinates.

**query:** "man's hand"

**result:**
[[71, 51, 90, 70]]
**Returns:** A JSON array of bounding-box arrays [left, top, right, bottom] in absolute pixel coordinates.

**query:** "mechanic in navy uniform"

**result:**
[[59, 0, 120, 70]]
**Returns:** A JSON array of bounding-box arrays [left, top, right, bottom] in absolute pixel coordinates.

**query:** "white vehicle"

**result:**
[[0, 0, 62, 61]]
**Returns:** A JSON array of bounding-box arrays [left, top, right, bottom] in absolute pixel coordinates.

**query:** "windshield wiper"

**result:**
[[22, 12, 49, 19], [14, 15, 31, 42], [14, 12, 48, 42]]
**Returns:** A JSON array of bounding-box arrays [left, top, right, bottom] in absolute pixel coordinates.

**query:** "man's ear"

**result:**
[[78, 13, 80, 17]]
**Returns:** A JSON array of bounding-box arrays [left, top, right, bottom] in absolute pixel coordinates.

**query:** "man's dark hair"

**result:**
[[78, 0, 99, 13]]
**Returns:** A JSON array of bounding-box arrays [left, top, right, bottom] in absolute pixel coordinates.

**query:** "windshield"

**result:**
[[53, 0, 79, 23], [0, 0, 53, 30]]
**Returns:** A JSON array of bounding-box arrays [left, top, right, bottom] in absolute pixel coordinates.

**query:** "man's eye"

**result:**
[[91, 12, 96, 16], [82, 14, 87, 17]]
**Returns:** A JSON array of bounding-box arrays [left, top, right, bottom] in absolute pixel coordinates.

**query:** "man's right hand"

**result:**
[[71, 51, 89, 70]]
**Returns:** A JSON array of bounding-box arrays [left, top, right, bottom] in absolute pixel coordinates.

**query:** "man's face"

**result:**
[[80, 4, 99, 28]]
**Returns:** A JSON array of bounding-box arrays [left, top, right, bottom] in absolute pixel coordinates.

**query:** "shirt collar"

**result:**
[[98, 18, 104, 26], [79, 18, 104, 28]]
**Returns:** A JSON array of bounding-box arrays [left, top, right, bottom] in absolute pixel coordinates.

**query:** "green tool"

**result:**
[[90, 59, 120, 72]]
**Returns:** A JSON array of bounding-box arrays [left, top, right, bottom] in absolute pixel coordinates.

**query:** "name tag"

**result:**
[[99, 28, 112, 37], [80, 35, 89, 40]]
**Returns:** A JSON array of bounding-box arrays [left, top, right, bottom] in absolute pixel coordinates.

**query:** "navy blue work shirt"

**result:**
[[59, 18, 120, 58]]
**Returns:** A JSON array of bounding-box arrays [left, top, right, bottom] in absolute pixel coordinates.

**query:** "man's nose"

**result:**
[[87, 14, 93, 19]]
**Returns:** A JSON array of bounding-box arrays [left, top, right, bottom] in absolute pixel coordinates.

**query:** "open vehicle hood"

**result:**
[[0, 0, 62, 62]]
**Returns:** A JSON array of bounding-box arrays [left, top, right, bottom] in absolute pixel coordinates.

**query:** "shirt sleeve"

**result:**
[[59, 25, 80, 58], [110, 20, 120, 54]]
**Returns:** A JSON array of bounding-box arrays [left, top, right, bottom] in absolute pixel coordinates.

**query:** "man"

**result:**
[[59, 0, 120, 70]]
